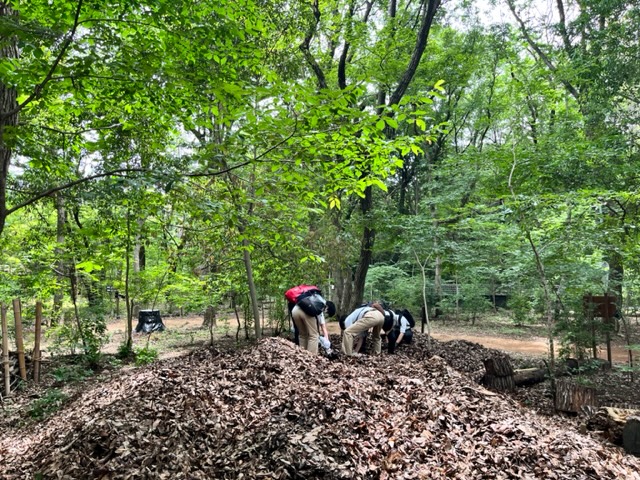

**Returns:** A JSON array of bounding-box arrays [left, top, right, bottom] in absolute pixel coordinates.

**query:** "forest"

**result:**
[[1, 0, 639, 362], [1, 0, 640, 477]]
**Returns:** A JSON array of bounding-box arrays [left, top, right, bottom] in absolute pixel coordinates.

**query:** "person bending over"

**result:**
[[341, 303, 397, 356], [292, 297, 336, 355]]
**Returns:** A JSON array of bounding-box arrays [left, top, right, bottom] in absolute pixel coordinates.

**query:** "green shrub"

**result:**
[[27, 389, 68, 420], [116, 342, 135, 360], [44, 307, 108, 360], [134, 346, 159, 366], [509, 292, 533, 325], [51, 365, 93, 383], [45, 323, 83, 356]]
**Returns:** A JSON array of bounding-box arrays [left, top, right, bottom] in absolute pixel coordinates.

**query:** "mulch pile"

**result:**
[[1, 335, 639, 479]]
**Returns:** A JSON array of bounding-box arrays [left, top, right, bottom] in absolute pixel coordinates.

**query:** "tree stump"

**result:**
[[623, 416, 640, 456], [482, 356, 515, 391], [555, 378, 598, 413]]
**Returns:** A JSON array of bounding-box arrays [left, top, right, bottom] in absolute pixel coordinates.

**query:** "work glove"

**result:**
[[319, 336, 331, 350]]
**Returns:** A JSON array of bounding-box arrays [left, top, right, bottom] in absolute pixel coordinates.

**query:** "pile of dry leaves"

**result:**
[[1, 335, 639, 479]]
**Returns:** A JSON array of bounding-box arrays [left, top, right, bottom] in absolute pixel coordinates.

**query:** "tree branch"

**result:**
[[185, 120, 298, 177], [299, 0, 327, 90], [34, 123, 122, 136], [7, 115, 297, 219], [6, 167, 144, 216], [1, 0, 84, 119], [555, 0, 574, 54], [506, 0, 581, 102], [388, 0, 441, 106]]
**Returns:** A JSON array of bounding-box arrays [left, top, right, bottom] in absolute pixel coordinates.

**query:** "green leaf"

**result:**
[[76, 260, 103, 273], [384, 117, 398, 129]]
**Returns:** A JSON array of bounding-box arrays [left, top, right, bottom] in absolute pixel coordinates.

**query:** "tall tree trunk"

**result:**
[[53, 192, 66, 325], [125, 210, 133, 349], [332, 265, 353, 317], [139, 244, 146, 271], [0, 2, 19, 239], [133, 218, 144, 273], [350, 0, 442, 309], [71, 205, 101, 307], [69, 261, 88, 353], [509, 150, 556, 372], [351, 187, 375, 309], [242, 238, 261, 339], [508, 0, 630, 328]]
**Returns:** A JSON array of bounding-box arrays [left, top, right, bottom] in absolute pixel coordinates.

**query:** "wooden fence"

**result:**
[[1, 299, 44, 398]]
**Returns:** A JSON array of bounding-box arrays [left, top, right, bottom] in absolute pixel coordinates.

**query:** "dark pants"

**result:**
[[387, 328, 413, 354]]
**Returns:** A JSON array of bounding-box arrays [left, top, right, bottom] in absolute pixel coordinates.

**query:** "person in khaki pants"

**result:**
[[292, 301, 335, 355], [341, 303, 390, 355]]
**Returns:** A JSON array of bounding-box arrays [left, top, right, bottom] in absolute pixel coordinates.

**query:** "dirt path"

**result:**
[[430, 332, 632, 363], [102, 316, 632, 364], [330, 322, 631, 363]]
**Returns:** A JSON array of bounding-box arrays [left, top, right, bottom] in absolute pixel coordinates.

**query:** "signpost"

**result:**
[[583, 293, 617, 364]]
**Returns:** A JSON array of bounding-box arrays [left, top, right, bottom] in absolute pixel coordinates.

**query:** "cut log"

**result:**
[[483, 355, 514, 377], [585, 408, 640, 448], [555, 378, 598, 413], [622, 416, 640, 456], [482, 355, 515, 391], [513, 368, 546, 386], [483, 375, 515, 391]]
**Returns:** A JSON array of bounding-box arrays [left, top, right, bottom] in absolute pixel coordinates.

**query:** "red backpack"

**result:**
[[285, 285, 321, 304]]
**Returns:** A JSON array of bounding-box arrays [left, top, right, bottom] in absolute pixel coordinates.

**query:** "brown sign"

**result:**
[[583, 294, 617, 320]]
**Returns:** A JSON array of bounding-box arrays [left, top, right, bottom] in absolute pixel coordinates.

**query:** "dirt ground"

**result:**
[[103, 315, 209, 359], [2, 312, 637, 438], [104, 314, 635, 364]]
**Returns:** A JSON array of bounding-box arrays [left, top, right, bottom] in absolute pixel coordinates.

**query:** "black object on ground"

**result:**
[[135, 310, 165, 333]]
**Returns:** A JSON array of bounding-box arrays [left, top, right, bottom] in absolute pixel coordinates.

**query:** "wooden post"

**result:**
[[605, 331, 612, 365], [12, 299, 26, 381], [1, 304, 10, 396], [604, 293, 612, 365], [33, 301, 43, 383]]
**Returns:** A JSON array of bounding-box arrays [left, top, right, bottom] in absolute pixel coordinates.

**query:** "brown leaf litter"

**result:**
[[0, 336, 639, 479]]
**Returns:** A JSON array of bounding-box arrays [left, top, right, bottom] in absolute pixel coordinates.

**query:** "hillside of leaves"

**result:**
[[1, 336, 639, 480]]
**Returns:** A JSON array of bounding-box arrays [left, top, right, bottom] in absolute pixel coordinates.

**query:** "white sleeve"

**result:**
[[317, 312, 326, 325], [400, 318, 409, 333], [344, 306, 368, 329]]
